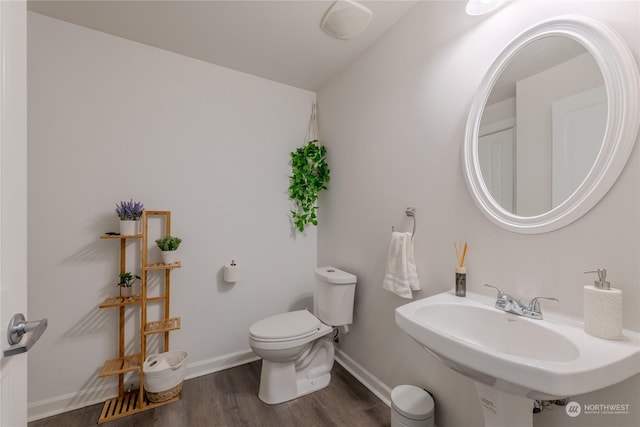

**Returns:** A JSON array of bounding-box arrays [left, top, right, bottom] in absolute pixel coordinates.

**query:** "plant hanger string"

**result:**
[[305, 102, 319, 143]]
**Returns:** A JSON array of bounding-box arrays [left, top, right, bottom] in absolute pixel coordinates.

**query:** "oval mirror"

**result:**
[[463, 16, 640, 234]]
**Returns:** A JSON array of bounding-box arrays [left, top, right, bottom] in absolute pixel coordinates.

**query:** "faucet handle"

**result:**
[[484, 283, 505, 297], [527, 296, 559, 314]]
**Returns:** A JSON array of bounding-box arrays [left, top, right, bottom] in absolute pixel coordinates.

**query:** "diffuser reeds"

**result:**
[[454, 241, 468, 268]]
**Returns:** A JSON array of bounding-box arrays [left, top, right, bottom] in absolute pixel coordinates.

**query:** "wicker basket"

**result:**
[[143, 350, 188, 403], [146, 381, 183, 403]]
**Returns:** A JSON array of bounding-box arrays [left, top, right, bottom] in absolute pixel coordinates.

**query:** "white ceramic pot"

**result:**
[[160, 250, 179, 264], [120, 286, 134, 298], [119, 220, 139, 236]]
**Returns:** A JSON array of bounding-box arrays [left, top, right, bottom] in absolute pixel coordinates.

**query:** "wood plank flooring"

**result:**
[[29, 361, 390, 427]]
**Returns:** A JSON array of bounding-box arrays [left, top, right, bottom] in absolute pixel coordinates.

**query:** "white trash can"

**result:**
[[391, 385, 435, 427]]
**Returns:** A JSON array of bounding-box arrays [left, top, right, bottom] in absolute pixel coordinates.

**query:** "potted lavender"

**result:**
[[115, 199, 144, 236]]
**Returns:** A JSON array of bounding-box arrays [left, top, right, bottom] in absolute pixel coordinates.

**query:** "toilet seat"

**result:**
[[250, 309, 320, 341], [250, 328, 318, 343], [249, 310, 333, 350]]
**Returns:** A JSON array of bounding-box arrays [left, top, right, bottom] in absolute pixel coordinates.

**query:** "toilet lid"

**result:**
[[250, 310, 321, 340]]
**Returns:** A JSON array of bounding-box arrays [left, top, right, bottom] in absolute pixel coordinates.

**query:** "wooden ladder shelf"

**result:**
[[97, 210, 182, 424]]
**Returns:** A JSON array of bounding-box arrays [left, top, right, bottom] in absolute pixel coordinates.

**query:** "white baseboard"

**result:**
[[184, 348, 259, 380], [27, 349, 259, 422], [335, 348, 392, 407]]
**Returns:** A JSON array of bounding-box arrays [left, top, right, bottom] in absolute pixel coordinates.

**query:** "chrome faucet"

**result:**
[[484, 284, 558, 320]]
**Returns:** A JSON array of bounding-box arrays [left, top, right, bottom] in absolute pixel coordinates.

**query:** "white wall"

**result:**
[[317, 2, 639, 427], [27, 12, 316, 418]]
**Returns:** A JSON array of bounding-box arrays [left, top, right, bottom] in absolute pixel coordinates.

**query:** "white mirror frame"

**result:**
[[463, 16, 640, 234]]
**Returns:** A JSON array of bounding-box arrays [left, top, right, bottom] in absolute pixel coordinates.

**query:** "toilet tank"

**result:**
[[315, 266, 357, 327]]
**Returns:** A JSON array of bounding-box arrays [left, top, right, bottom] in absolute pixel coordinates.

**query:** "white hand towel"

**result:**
[[383, 232, 421, 298]]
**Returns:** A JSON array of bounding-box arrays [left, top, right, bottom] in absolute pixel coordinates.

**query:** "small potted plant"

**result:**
[[115, 199, 144, 236], [155, 235, 182, 264], [117, 272, 140, 298]]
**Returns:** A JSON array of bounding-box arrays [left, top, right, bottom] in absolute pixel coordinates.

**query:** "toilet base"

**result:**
[[257, 337, 334, 404], [258, 362, 332, 404], [296, 371, 331, 398]]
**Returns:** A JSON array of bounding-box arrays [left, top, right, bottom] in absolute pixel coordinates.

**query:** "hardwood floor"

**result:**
[[29, 361, 390, 427]]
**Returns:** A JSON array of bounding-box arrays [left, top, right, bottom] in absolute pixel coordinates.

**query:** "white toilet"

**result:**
[[249, 266, 357, 404]]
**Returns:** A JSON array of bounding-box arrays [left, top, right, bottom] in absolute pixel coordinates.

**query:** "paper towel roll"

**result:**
[[584, 285, 623, 340], [224, 262, 239, 283]]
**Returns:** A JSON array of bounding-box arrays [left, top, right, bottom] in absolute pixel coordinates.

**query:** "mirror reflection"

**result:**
[[478, 37, 606, 216]]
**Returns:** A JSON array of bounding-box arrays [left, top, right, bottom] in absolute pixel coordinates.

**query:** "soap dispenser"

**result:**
[[583, 268, 623, 340]]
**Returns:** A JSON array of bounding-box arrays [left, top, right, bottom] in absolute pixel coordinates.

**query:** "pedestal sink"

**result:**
[[395, 291, 640, 427]]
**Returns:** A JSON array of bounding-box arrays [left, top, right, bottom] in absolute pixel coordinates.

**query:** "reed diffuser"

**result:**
[[454, 241, 468, 297]]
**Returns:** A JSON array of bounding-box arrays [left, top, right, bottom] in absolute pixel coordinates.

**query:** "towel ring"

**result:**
[[392, 207, 416, 238]]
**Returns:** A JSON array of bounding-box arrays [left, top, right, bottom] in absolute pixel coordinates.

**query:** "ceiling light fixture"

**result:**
[[321, 0, 373, 40], [466, 0, 508, 16]]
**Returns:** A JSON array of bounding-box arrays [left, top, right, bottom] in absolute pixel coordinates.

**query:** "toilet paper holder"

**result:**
[[224, 260, 239, 283]]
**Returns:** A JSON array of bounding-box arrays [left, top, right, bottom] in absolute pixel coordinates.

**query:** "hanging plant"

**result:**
[[289, 139, 330, 232]]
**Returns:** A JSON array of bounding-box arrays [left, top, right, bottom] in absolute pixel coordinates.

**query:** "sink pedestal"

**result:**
[[475, 382, 534, 427]]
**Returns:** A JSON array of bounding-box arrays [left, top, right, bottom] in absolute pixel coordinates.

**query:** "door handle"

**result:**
[[4, 313, 48, 357]]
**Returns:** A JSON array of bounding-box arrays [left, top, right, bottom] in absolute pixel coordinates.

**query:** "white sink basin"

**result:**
[[415, 303, 579, 363], [395, 291, 640, 400]]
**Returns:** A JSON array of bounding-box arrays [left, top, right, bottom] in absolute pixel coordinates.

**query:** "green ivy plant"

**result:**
[[289, 140, 330, 232]]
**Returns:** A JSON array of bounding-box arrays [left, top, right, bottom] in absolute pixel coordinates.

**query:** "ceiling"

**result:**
[[27, 0, 418, 91]]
